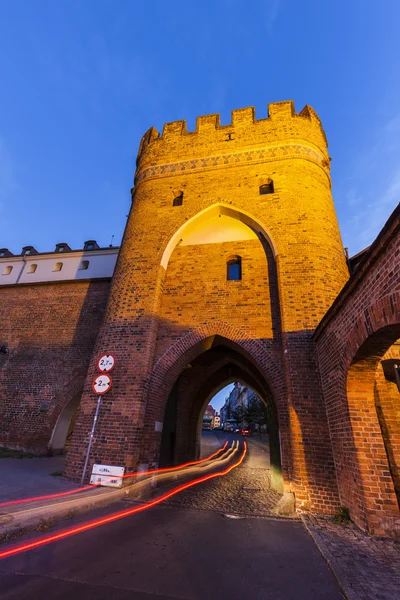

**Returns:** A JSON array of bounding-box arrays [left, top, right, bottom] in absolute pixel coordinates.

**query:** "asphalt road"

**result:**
[[0, 438, 344, 600], [0, 503, 343, 600]]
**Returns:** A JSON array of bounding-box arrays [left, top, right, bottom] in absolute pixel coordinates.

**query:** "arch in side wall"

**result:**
[[160, 203, 278, 269], [48, 392, 82, 453], [344, 293, 400, 533]]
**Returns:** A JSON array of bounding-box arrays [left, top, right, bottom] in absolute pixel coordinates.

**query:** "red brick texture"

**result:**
[[64, 103, 349, 516], [0, 281, 110, 451], [314, 206, 400, 537]]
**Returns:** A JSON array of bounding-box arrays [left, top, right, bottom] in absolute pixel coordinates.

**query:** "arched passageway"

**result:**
[[49, 392, 82, 453], [159, 336, 283, 493], [346, 325, 400, 526]]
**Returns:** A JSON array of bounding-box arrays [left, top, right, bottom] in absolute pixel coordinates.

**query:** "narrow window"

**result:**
[[173, 193, 183, 206], [53, 262, 63, 272], [79, 260, 89, 270], [259, 181, 274, 195], [227, 257, 242, 281], [27, 264, 37, 274], [2, 265, 13, 275]]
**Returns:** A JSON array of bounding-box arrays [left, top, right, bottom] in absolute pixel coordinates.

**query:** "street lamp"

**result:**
[[381, 359, 400, 393]]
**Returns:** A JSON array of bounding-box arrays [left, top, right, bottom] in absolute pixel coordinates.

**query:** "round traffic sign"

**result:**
[[97, 354, 116, 373], [92, 374, 112, 395]]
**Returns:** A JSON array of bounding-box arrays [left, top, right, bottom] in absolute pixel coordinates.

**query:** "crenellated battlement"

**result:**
[[136, 101, 328, 176]]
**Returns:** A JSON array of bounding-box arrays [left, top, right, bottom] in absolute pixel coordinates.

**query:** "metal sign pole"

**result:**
[[81, 395, 102, 486]]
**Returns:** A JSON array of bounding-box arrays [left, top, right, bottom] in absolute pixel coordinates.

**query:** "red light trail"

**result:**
[[0, 486, 95, 509], [121, 440, 228, 479], [0, 442, 246, 561], [0, 441, 228, 509]]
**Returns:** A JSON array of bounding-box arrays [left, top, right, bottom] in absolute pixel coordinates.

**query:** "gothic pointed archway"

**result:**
[[146, 333, 284, 493]]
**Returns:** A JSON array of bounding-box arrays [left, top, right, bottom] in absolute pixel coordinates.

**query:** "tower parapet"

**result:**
[[136, 101, 329, 183]]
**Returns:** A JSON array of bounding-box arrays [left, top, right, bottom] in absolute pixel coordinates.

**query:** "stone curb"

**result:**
[[0, 486, 128, 545]]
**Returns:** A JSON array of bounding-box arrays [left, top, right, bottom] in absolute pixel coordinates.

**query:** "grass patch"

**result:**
[[49, 471, 63, 477], [36, 517, 56, 532], [333, 506, 351, 524]]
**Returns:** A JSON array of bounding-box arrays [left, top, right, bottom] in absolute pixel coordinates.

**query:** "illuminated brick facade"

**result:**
[[64, 101, 349, 512], [1, 101, 399, 536]]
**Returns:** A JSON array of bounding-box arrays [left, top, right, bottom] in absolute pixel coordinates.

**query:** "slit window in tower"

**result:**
[[259, 181, 274, 195], [173, 193, 183, 206]]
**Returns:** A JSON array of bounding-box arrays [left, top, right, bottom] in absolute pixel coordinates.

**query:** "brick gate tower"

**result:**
[[65, 101, 349, 513]]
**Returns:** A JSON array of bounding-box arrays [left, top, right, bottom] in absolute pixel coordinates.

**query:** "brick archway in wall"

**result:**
[[342, 293, 400, 368], [140, 324, 289, 489], [344, 294, 400, 534], [314, 206, 400, 536], [158, 203, 278, 270], [316, 291, 400, 537], [147, 322, 285, 404]]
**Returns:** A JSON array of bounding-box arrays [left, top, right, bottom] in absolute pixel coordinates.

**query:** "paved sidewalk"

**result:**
[[0, 456, 75, 503], [0, 458, 124, 543], [302, 515, 400, 600]]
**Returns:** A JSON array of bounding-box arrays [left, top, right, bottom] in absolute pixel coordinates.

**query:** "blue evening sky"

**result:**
[[211, 384, 234, 414], [1, 2, 399, 409]]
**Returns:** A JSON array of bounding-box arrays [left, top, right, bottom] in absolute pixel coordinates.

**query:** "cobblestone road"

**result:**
[[166, 434, 285, 516], [165, 464, 284, 516]]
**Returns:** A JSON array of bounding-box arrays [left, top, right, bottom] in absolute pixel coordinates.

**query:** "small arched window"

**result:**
[[259, 181, 274, 195], [79, 260, 89, 270], [173, 192, 183, 206], [27, 264, 37, 274], [2, 265, 13, 276], [53, 262, 63, 272], [227, 257, 242, 281]]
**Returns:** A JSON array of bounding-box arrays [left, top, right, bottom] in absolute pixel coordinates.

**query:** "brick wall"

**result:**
[[155, 239, 274, 359], [314, 205, 400, 537], [0, 280, 110, 451]]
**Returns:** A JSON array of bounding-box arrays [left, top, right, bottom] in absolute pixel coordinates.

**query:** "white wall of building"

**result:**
[[0, 248, 119, 285]]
